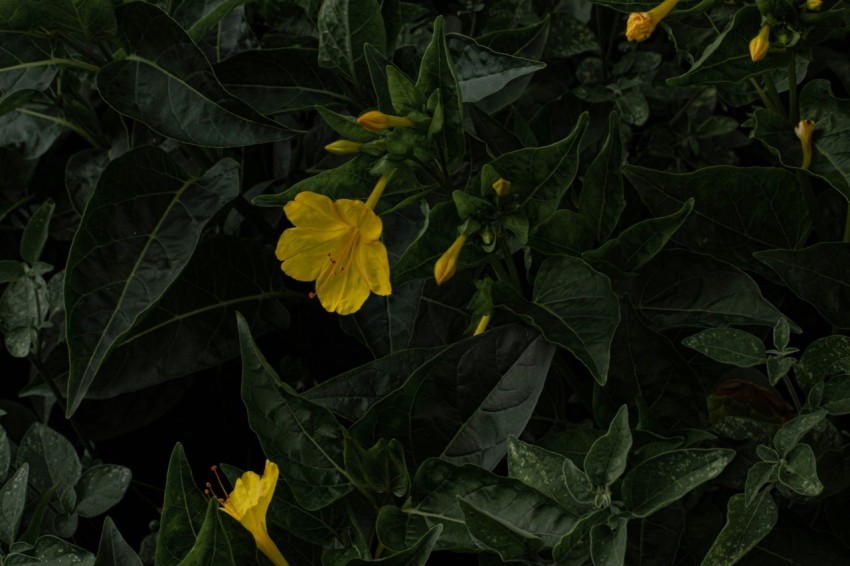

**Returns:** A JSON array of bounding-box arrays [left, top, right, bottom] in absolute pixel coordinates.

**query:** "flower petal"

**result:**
[[335, 199, 383, 241], [316, 251, 372, 315], [283, 191, 346, 230], [356, 239, 391, 296], [276, 227, 352, 281]]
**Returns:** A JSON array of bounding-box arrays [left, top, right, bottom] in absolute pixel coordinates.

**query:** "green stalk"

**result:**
[[498, 236, 522, 292], [763, 74, 786, 118], [749, 78, 777, 113]]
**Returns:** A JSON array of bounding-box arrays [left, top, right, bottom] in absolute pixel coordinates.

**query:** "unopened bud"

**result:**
[[434, 234, 468, 285], [749, 24, 771, 62], [491, 178, 511, 197], [324, 140, 361, 155], [794, 119, 815, 170], [357, 110, 414, 132]]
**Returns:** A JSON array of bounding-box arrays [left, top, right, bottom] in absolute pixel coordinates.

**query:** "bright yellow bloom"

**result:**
[[325, 140, 361, 155], [357, 110, 414, 132], [473, 314, 491, 336], [491, 178, 512, 197], [219, 460, 289, 566], [276, 175, 392, 315], [807, 0, 822, 9], [434, 234, 467, 286], [626, 0, 679, 42], [749, 24, 770, 62], [794, 119, 816, 170]]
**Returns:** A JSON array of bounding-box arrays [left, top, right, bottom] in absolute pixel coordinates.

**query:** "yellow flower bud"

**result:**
[[324, 140, 361, 155], [749, 24, 770, 62], [434, 234, 467, 286], [807, 0, 822, 9], [473, 314, 491, 336], [794, 119, 816, 170], [491, 178, 511, 197], [357, 110, 414, 132], [626, 0, 679, 42]]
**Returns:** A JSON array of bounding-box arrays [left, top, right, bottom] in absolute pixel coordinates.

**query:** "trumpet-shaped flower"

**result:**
[[434, 234, 467, 285], [749, 24, 770, 62], [357, 110, 414, 132], [794, 119, 816, 170], [276, 176, 391, 315], [219, 460, 289, 566], [626, 0, 679, 42]]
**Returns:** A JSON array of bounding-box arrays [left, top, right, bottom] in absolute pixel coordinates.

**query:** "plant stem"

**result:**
[[498, 236, 522, 292], [750, 78, 778, 114], [763, 75, 786, 118], [788, 54, 799, 124], [782, 375, 802, 413]]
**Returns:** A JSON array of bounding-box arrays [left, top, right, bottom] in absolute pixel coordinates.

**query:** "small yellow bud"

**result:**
[[807, 0, 822, 9], [434, 234, 467, 286], [625, 0, 679, 42], [491, 178, 511, 197], [473, 314, 491, 336], [794, 119, 816, 170], [324, 140, 361, 155], [357, 110, 414, 132], [749, 24, 770, 62]]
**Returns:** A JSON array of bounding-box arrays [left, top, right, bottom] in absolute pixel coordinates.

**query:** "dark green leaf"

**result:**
[[318, 0, 386, 83], [238, 313, 352, 510], [364, 43, 394, 113], [682, 328, 766, 368], [352, 324, 554, 470], [458, 497, 545, 562], [20, 199, 54, 266], [796, 336, 850, 390], [0, 0, 116, 40], [821, 376, 850, 415], [0, 261, 24, 284], [97, 3, 290, 147], [583, 198, 693, 276], [621, 449, 735, 518], [317, 106, 379, 142], [773, 409, 826, 457], [492, 255, 619, 385], [0, 103, 68, 159], [349, 524, 442, 565], [528, 209, 596, 255], [94, 517, 142, 566], [65, 148, 239, 414], [0, 464, 28, 545], [701, 491, 778, 566], [778, 443, 822, 497], [579, 112, 624, 243], [551, 509, 609, 565], [5, 535, 95, 565], [584, 404, 632, 487], [75, 465, 131, 518], [563, 458, 594, 505], [0, 34, 59, 98], [16, 423, 80, 512], [633, 250, 794, 330], [172, 0, 247, 43], [177, 500, 256, 566], [744, 461, 775, 507], [756, 243, 850, 329], [154, 444, 207, 566], [590, 519, 627, 566], [0, 428, 9, 483], [625, 165, 810, 273]]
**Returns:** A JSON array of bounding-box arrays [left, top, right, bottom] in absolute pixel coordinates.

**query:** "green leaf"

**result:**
[[0, 464, 28, 545], [176, 500, 256, 566], [492, 255, 620, 385], [238, 313, 352, 511], [0, 0, 117, 40], [350, 438, 410, 498], [752, 80, 850, 201], [625, 165, 810, 273], [773, 409, 827, 458], [584, 405, 632, 487], [682, 328, 767, 368], [351, 324, 555, 470], [5, 535, 95, 565], [667, 6, 791, 88], [0, 102, 68, 159], [551, 509, 609, 565], [621, 449, 735, 518], [16, 423, 80, 512], [579, 112, 624, 243], [0, 34, 59, 99], [172, 0, 247, 43], [349, 524, 442, 565], [796, 336, 850, 390], [563, 458, 595, 505], [20, 199, 54, 266], [773, 317, 791, 351], [528, 209, 596, 255], [458, 497, 545, 562], [590, 519, 628, 566], [214, 48, 346, 114], [488, 113, 588, 225], [821, 376, 850, 415], [154, 444, 207, 566], [318, 0, 386, 83], [0, 260, 24, 284], [364, 43, 394, 113], [416, 17, 465, 170], [583, 198, 694, 276], [447, 33, 544, 105], [317, 106, 379, 143], [75, 465, 132, 518], [633, 250, 794, 330], [744, 461, 775, 507], [65, 148, 239, 415], [94, 517, 143, 566], [778, 443, 822, 497], [0, 427, 10, 483], [97, 3, 290, 147], [701, 491, 778, 566], [756, 243, 850, 329], [398, 458, 576, 550]]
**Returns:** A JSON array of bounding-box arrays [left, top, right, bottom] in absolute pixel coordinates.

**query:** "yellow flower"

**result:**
[[276, 175, 391, 315], [219, 460, 289, 566], [794, 119, 816, 170], [434, 234, 467, 286], [325, 140, 361, 155], [626, 0, 679, 42], [749, 24, 770, 62], [491, 178, 511, 197], [357, 110, 414, 132], [473, 314, 491, 336], [807, 0, 822, 9]]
